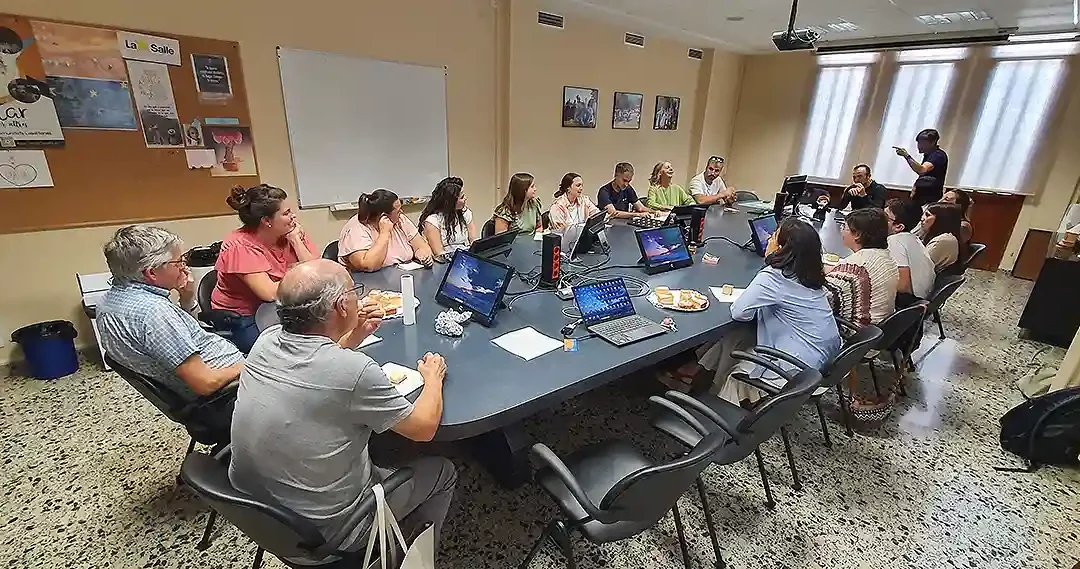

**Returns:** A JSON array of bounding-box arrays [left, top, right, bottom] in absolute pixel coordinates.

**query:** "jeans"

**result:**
[[228, 315, 260, 354]]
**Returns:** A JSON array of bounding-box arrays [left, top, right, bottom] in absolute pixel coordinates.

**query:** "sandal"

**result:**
[[849, 394, 895, 423]]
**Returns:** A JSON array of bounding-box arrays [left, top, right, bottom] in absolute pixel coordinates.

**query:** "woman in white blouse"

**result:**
[[419, 177, 476, 255], [921, 202, 962, 271], [549, 172, 600, 230]]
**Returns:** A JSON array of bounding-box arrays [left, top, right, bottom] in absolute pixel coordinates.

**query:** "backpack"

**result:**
[[998, 387, 1080, 471]]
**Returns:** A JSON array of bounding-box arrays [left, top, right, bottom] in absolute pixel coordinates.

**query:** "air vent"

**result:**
[[687, 48, 704, 60], [624, 32, 645, 48], [537, 11, 564, 29], [917, 10, 992, 25]]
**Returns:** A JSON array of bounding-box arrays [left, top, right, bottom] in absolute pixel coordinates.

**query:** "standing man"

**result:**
[[688, 156, 737, 206], [893, 128, 948, 206], [597, 162, 653, 219], [837, 164, 888, 210]]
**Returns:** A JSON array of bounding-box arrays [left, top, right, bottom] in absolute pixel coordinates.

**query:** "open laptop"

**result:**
[[572, 278, 667, 346]]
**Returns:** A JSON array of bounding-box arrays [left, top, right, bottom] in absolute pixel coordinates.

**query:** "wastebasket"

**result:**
[[11, 320, 79, 380]]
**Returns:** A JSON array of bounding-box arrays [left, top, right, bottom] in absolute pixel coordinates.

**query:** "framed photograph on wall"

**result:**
[[562, 86, 599, 128], [612, 92, 643, 129], [654, 95, 680, 130]]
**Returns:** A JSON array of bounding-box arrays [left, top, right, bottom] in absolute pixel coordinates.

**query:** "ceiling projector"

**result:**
[[772, 28, 820, 51]]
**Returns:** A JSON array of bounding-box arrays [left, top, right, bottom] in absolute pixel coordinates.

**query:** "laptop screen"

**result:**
[[573, 278, 635, 324], [638, 226, 691, 266], [437, 250, 513, 318]]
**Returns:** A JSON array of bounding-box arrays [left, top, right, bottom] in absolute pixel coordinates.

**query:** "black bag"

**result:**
[[998, 386, 1080, 471]]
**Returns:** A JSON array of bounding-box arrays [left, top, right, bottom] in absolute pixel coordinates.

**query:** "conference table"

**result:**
[[354, 206, 849, 487]]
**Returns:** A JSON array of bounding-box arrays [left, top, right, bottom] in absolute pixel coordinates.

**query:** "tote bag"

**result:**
[[362, 484, 436, 569]]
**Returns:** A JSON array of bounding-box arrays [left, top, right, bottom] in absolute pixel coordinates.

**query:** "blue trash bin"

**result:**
[[11, 320, 79, 380]]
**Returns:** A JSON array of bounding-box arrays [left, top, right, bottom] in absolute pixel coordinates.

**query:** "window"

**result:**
[[798, 54, 876, 179], [871, 48, 965, 185], [960, 42, 1077, 191]]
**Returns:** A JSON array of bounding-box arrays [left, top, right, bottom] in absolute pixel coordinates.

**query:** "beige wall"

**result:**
[[0, 0, 744, 365]]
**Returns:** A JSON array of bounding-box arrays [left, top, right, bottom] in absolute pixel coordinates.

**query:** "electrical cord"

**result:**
[[505, 289, 548, 310], [703, 235, 753, 250], [504, 281, 539, 297]]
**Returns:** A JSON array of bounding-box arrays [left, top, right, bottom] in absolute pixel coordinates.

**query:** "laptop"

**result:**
[[434, 250, 515, 327], [572, 278, 667, 346], [748, 214, 779, 257]]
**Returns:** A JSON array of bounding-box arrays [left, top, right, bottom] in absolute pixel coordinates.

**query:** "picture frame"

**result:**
[[562, 86, 599, 128], [654, 95, 681, 131], [612, 91, 643, 130]]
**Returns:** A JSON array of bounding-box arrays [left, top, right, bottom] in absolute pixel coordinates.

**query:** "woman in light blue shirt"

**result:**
[[685, 218, 841, 404]]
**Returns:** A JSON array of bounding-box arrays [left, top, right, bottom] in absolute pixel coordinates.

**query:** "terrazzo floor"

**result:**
[[2, 270, 1078, 569]]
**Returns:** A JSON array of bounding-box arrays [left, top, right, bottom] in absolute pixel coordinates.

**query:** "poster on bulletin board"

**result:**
[[0, 16, 65, 148]]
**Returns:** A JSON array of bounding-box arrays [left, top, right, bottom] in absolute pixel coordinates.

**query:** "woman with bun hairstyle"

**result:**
[[211, 184, 316, 353], [338, 188, 434, 273]]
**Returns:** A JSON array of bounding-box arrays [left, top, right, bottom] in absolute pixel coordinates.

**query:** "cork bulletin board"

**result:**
[[0, 14, 258, 234]]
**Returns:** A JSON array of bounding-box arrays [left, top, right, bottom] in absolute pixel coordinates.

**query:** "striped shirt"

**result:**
[[840, 248, 899, 324]]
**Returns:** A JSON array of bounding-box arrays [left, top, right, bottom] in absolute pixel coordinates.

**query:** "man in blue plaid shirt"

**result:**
[[98, 226, 244, 405]]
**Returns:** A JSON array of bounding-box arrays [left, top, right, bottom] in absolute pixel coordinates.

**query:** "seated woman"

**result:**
[[419, 177, 476, 256], [940, 188, 974, 252], [671, 218, 841, 405], [339, 189, 434, 272], [493, 173, 544, 235], [549, 172, 600, 230], [646, 161, 694, 211], [212, 184, 317, 353], [921, 203, 963, 271]]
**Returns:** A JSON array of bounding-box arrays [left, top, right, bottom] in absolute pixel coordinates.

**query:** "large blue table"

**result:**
[[354, 207, 848, 486]]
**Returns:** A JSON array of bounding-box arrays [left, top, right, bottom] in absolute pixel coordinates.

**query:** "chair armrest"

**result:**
[[647, 395, 710, 437], [212, 444, 232, 461], [198, 309, 242, 328], [663, 391, 740, 438], [731, 350, 797, 383], [834, 316, 860, 336], [744, 346, 811, 372], [530, 443, 605, 522], [730, 372, 782, 396], [178, 382, 239, 421]]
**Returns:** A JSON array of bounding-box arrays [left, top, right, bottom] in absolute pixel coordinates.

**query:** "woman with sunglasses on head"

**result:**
[[338, 189, 435, 273], [419, 177, 476, 256], [212, 184, 317, 353]]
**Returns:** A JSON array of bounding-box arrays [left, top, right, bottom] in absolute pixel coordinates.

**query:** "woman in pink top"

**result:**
[[212, 184, 317, 352], [549, 172, 600, 230], [338, 189, 434, 272]]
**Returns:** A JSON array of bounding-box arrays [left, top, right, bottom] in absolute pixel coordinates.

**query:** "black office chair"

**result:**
[[181, 449, 413, 567], [541, 211, 552, 230], [521, 397, 728, 569], [862, 303, 928, 399], [197, 270, 240, 338], [481, 218, 497, 239], [321, 240, 339, 261], [812, 321, 884, 439], [945, 242, 986, 275], [104, 353, 235, 476], [651, 350, 824, 507], [925, 274, 966, 340], [735, 190, 759, 202]]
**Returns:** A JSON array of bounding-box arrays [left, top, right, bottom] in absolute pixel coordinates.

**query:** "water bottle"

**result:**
[[401, 274, 416, 326]]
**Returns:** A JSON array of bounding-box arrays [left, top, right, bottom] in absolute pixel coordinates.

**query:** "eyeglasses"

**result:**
[[341, 282, 365, 299]]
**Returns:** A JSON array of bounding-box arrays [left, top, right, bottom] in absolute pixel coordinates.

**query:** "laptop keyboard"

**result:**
[[592, 315, 665, 343]]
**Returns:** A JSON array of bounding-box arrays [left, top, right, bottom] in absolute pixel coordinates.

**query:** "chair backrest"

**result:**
[[737, 367, 824, 441], [962, 243, 986, 270], [541, 211, 552, 230], [926, 274, 965, 315], [197, 269, 218, 314], [481, 218, 496, 239], [820, 324, 883, 388], [181, 452, 330, 560], [873, 303, 928, 350], [600, 430, 726, 522], [322, 240, 339, 261], [105, 353, 190, 424], [735, 190, 759, 202]]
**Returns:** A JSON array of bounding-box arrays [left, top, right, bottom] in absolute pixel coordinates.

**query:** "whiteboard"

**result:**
[[277, 48, 449, 208]]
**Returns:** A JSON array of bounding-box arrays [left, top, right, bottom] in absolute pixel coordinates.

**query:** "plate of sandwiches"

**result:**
[[362, 290, 420, 319], [648, 286, 709, 312]]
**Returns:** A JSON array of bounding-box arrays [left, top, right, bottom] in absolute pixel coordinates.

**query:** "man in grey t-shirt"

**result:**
[[229, 259, 455, 562]]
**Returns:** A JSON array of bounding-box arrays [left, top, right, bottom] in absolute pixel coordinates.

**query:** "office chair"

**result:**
[[944, 242, 986, 275], [321, 240, 339, 261], [809, 321, 884, 439], [925, 275, 966, 340], [541, 211, 552, 230], [181, 448, 413, 567], [104, 354, 235, 479], [734, 190, 759, 202], [196, 270, 240, 338], [481, 218, 497, 239], [521, 396, 728, 569], [860, 303, 927, 399], [651, 350, 824, 507]]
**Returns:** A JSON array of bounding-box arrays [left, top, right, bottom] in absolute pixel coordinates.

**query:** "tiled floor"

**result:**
[[2, 270, 1078, 568]]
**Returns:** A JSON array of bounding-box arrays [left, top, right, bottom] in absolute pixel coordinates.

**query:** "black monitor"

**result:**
[[780, 175, 808, 212], [567, 210, 608, 258], [748, 214, 779, 257], [671, 204, 707, 245], [635, 225, 694, 275], [469, 229, 517, 259], [434, 250, 515, 327]]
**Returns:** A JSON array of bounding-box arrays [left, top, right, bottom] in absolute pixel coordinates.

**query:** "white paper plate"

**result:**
[[362, 292, 421, 320], [648, 290, 709, 312]]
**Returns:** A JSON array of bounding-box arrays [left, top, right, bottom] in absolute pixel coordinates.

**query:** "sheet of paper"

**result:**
[[709, 286, 746, 303], [127, 60, 184, 148], [533, 232, 544, 242], [382, 362, 424, 397], [185, 149, 215, 169], [398, 261, 426, 271], [491, 327, 563, 361], [0, 150, 54, 189], [358, 334, 382, 349]]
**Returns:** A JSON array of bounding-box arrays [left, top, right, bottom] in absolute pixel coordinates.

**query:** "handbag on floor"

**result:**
[[998, 386, 1080, 471], [362, 484, 436, 569]]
